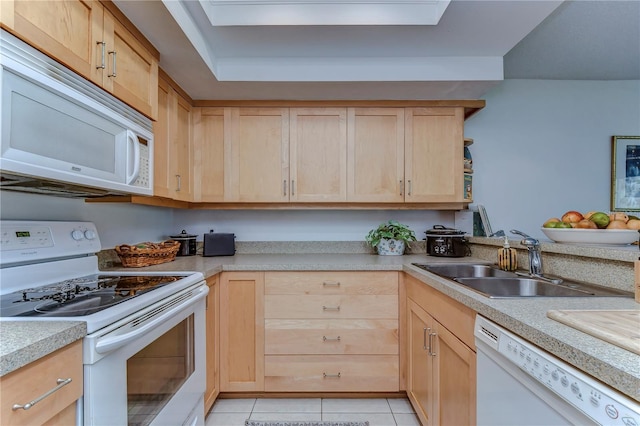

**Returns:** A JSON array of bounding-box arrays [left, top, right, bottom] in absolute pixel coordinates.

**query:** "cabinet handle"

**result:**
[[323, 372, 341, 379], [408, 180, 412, 196], [322, 305, 340, 311], [291, 180, 295, 196], [423, 327, 428, 350], [176, 174, 182, 191], [400, 180, 404, 196], [428, 331, 436, 357], [322, 281, 340, 287], [12, 378, 72, 411], [108, 50, 117, 77], [96, 41, 106, 69], [323, 336, 341, 342], [283, 180, 287, 196]]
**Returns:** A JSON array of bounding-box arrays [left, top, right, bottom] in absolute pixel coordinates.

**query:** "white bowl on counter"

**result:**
[[540, 227, 640, 245]]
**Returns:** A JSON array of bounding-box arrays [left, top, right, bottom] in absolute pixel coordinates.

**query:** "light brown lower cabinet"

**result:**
[[219, 272, 265, 392], [405, 274, 476, 426], [0, 340, 83, 426], [205, 275, 220, 412]]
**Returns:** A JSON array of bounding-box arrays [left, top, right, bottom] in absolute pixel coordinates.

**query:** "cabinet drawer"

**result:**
[[265, 355, 399, 392], [265, 295, 398, 319], [0, 340, 82, 426], [265, 272, 398, 295], [265, 319, 398, 355]]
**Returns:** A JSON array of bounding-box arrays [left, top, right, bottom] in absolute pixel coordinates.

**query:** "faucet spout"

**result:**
[[510, 229, 543, 276]]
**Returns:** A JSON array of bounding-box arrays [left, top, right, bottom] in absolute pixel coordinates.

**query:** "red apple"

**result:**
[[561, 210, 584, 223]]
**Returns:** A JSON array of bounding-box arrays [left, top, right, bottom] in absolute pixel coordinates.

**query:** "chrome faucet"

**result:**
[[508, 229, 551, 279]]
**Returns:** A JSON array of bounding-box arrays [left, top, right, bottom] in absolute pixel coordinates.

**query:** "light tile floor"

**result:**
[[205, 397, 420, 426]]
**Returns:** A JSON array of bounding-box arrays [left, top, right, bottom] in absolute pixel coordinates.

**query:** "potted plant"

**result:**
[[366, 220, 417, 255]]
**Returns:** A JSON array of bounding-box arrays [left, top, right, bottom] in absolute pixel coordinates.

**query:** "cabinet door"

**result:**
[[289, 108, 347, 202], [407, 299, 435, 426], [347, 108, 405, 202], [102, 12, 158, 119], [405, 107, 464, 202], [225, 108, 289, 202], [170, 92, 193, 201], [153, 77, 171, 198], [204, 276, 220, 413], [2, 0, 104, 85], [193, 107, 226, 202], [219, 272, 265, 392], [433, 321, 476, 426]]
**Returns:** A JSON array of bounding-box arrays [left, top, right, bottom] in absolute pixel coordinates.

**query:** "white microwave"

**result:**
[[0, 30, 153, 197]]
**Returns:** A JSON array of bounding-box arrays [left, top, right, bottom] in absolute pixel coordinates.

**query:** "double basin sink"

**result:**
[[412, 263, 632, 298]]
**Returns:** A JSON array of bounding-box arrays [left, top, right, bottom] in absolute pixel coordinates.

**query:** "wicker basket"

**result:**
[[115, 240, 181, 268]]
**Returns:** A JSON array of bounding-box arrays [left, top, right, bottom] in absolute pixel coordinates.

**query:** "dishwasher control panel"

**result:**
[[476, 315, 640, 426]]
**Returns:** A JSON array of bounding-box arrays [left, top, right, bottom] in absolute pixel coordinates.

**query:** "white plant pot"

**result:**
[[376, 239, 406, 255]]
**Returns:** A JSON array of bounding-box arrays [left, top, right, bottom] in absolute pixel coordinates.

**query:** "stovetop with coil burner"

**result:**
[[0, 274, 183, 317]]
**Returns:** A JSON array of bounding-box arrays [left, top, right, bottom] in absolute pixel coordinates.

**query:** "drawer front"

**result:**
[[265, 295, 398, 319], [265, 355, 399, 392], [0, 340, 82, 426], [265, 319, 398, 355], [265, 272, 398, 295]]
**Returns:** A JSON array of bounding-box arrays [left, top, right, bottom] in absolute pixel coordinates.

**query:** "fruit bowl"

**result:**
[[540, 228, 639, 245]]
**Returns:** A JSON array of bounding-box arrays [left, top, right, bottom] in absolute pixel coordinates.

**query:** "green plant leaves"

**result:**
[[365, 220, 417, 248]]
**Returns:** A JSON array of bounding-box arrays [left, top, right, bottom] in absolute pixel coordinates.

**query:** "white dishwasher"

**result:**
[[474, 315, 640, 426]]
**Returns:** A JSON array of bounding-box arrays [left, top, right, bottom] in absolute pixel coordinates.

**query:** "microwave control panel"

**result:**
[[133, 142, 150, 189]]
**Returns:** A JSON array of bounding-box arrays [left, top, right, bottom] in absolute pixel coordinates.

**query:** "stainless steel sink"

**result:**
[[413, 263, 515, 279], [411, 263, 633, 298]]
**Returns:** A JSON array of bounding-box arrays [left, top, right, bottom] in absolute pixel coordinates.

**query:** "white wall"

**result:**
[[2, 79, 638, 245], [465, 79, 640, 240]]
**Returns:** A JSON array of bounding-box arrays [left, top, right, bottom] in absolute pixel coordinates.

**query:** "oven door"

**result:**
[[82, 283, 207, 426]]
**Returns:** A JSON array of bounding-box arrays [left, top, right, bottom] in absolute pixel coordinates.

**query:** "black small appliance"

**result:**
[[203, 230, 236, 257], [425, 225, 470, 257]]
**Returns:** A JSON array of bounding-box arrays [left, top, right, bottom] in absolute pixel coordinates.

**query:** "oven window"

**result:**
[[126, 314, 195, 426]]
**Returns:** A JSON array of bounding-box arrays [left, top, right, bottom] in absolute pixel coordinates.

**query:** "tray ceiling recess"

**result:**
[[198, 0, 452, 26]]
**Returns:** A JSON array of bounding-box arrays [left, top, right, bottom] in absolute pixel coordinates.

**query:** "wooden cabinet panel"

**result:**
[[265, 295, 398, 319], [0, 340, 82, 426], [265, 271, 398, 295], [153, 74, 192, 201], [405, 107, 465, 202], [265, 318, 398, 355], [404, 274, 476, 426], [225, 108, 289, 202], [265, 355, 399, 392], [289, 108, 347, 202], [3, 0, 103, 85], [219, 272, 265, 392], [193, 107, 226, 202], [105, 14, 158, 119], [205, 276, 220, 413], [347, 108, 405, 202], [407, 299, 434, 425]]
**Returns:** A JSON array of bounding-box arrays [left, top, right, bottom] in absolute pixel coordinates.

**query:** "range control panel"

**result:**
[[0, 221, 101, 266]]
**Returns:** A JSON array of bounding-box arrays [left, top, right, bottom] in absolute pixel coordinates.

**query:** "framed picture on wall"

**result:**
[[611, 135, 640, 211]]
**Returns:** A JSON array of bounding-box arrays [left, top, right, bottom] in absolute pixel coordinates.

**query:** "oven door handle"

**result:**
[[94, 286, 207, 355]]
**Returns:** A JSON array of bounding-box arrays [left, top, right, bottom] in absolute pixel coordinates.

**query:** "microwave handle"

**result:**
[[126, 130, 141, 184]]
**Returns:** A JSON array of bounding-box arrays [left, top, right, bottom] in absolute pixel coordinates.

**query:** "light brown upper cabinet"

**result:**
[[2, 0, 158, 119], [290, 108, 348, 202], [225, 108, 290, 202], [154, 75, 193, 201], [405, 107, 465, 203], [193, 107, 226, 202], [347, 108, 405, 202]]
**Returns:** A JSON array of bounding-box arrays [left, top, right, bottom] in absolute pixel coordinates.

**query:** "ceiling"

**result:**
[[113, 0, 640, 101]]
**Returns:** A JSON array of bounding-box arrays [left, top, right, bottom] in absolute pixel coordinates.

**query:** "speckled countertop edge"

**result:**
[[0, 321, 86, 376], [117, 252, 640, 402]]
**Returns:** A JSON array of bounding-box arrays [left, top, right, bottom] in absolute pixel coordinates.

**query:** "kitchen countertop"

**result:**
[[125, 252, 640, 403], [0, 321, 86, 377]]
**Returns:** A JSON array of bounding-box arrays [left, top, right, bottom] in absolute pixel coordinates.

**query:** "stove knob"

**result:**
[[84, 230, 97, 240], [71, 230, 85, 241]]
